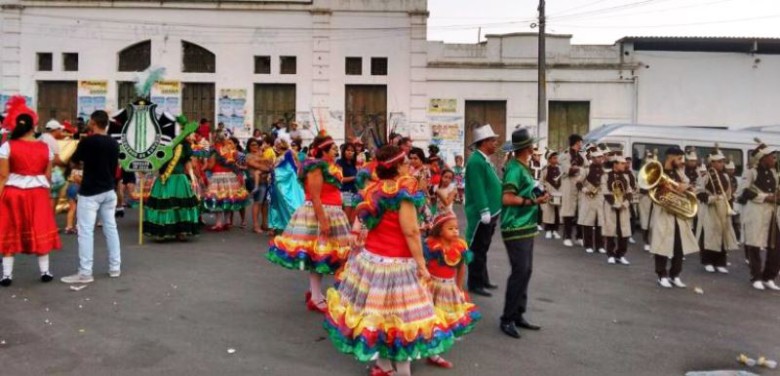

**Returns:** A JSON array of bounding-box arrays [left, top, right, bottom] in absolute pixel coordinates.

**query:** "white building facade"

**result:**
[[2, 0, 780, 162]]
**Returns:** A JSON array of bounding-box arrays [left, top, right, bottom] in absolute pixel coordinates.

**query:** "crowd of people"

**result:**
[[3, 91, 780, 375]]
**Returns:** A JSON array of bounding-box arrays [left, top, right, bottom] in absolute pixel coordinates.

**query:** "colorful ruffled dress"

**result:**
[[324, 176, 457, 362], [424, 237, 480, 337], [143, 142, 200, 239], [203, 144, 249, 212], [268, 150, 304, 233], [266, 159, 351, 274]]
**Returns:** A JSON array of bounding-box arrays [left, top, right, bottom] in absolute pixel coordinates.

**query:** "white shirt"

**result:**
[[0, 141, 54, 189], [38, 132, 60, 155]]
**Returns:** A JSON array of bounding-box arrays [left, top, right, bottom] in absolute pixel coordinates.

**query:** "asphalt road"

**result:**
[[1, 207, 779, 376]]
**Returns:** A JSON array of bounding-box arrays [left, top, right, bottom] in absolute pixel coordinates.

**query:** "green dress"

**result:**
[[143, 142, 200, 239]]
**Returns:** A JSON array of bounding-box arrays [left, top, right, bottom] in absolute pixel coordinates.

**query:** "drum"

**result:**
[[551, 193, 562, 206]]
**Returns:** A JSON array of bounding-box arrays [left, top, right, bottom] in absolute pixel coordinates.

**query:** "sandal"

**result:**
[[369, 365, 395, 376], [427, 356, 454, 369], [65, 227, 77, 235], [208, 225, 224, 232], [306, 296, 327, 314]]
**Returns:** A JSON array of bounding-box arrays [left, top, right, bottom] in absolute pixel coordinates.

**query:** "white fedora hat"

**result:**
[[470, 124, 499, 147]]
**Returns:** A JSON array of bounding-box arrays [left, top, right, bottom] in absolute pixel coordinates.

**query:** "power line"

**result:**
[[552, 0, 739, 22], [549, 0, 675, 21], [554, 13, 780, 29], [549, 0, 616, 17]]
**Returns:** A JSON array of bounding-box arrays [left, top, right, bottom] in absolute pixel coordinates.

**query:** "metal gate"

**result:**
[[37, 81, 77, 123]]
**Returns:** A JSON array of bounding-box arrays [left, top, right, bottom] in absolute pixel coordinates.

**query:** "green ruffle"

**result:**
[[357, 189, 426, 230], [323, 322, 455, 362], [302, 160, 342, 189], [146, 174, 199, 210]]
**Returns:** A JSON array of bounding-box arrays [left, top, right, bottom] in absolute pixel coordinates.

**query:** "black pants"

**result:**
[[654, 222, 684, 279], [468, 216, 497, 290], [544, 207, 560, 232], [606, 212, 628, 258], [746, 246, 780, 282], [583, 225, 602, 250], [563, 216, 576, 240], [699, 234, 727, 267], [501, 237, 534, 323]]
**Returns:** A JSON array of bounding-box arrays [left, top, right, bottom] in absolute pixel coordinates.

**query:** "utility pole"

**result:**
[[537, 0, 547, 142]]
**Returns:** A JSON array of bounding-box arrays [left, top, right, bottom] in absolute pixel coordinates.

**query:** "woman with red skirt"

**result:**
[[0, 96, 62, 286]]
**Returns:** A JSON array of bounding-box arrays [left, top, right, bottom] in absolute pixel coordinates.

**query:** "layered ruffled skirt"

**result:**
[[324, 250, 456, 362], [203, 172, 248, 212], [266, 203, 351, 274], [143, 174, 200, 239], [429, 276, 481, 337], [0, 187, 61, 255]]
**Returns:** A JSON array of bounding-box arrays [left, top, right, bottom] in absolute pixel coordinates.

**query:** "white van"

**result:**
[[583, 124, 780, 176]]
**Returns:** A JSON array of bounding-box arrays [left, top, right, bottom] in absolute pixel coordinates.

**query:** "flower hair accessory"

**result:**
[[2, 95, 38, 131], [378, 150, 406, 168], [432, 212, 457, 230]]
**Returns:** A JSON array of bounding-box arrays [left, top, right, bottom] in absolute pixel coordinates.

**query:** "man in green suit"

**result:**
[[465, 124, 502, 297]]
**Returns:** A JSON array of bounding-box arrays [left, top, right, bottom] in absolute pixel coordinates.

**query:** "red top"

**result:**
[[425, 237, 469, 279], [9, 140, 49, 176], [427, 260, 456, 279], [304, 161, 343, 206], [306, 182, 343, 206], [365, 212, 411, 258]]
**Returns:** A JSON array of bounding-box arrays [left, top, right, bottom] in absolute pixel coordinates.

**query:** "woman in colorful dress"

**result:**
[[143, 137, 200, 241], [337, 142, 359, 223], [423, 212, 480, 369], [267, 132, 351, 312], [203, 132, 249, 231], [324, 145, 457, 376], [0, 98, 61, 286], [267, 134, 304, 235]]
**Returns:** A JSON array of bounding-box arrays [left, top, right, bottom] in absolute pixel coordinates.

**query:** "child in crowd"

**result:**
[[64, 162, 83, 234], [435, 169, 457, 215], [423, 212, 481, 369], [453, 155, 465, 204]]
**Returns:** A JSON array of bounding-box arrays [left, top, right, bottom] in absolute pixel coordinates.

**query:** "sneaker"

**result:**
[[577, 239, 584, 247], [598, 248, 607, 254], [61, 274, 94, 284], [553, 232, 562, 240], [764, 280, 780, 291], [545, 231, 552, 240], [585, 248, 594, 254], [704, 265, 715, 273], [40, 272, 54, 283], [753, 280, 766, 290], [658, 278, 673, 288], [628, 237, 636, 244], [619, 257, 631, 265], [563, 239, 574, 247], [537, 225, 544, 231], [0, 276, 12, 287], [716, 267, 729, 274], [108, 270, 121, 278], [644, 244, 651, 252], [607, 257, 616, 264], [671, 277, 687, 288]]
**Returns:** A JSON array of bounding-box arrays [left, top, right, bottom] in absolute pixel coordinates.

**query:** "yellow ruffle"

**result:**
[[272, 236, 351, 260]]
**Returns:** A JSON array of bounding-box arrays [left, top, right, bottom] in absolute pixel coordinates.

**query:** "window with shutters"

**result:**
[[38, 53, 53, 71], [63, 53, 79, 72], [346, 57, 362, 75], [280, 56, 296, 75], [254, 56, 271, 74], [182, 41, 216, 73], [371, 57, 388, 76], [118, 40, 151, 72]]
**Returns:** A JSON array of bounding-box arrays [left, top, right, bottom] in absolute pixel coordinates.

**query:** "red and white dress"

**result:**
[[0, 140, 61, 255]]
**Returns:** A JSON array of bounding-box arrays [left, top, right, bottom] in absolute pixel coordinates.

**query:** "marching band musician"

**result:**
[[638, 150, 656, 252], [530, 146, 544, 180], [541, 149, 562, 239], [739, 140, 780, 291], [684, 148, 701, 231], [695, 146, 738, 274], [559, 134, 585, 247], [724, 160, 742, 245], [577, 147, 606, 254], [624, 156, 639, 244], [650, 147, 699, 289], [602, 154, 633, 265]]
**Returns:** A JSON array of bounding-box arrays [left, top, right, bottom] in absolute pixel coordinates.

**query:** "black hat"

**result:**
[[569, 134, 583, 146], [665, 146, 684, 156], [503, 128, 540, 153]]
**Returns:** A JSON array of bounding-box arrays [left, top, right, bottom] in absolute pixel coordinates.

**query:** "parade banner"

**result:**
[[150, 81, 181, 117], [78, 81, 108, 120], [218, 89, 248, 137]]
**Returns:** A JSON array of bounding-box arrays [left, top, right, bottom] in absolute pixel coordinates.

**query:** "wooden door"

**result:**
[[548, 101, 590, 152], [464, 100, 507, 168], [37, 81, 77, 123], [345, 85, 387, 149], [254, 84, 296, 132], [181, 82, 215, 125]]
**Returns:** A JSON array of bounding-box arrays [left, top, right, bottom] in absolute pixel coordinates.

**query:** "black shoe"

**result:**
[[469, 287, 492, 297], [115, 208, 125, 218], [41, 272, 54, 283], [500, 322, 521, 339], [485, 282, 499, 290], [0, 277, 12, 287], [515, 318, 541, 331]]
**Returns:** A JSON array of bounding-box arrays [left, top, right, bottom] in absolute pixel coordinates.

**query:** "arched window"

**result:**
[[182, 41, 215, 73], [118, 40, 151, 72]]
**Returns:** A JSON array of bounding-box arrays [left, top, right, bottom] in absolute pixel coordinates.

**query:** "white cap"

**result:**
[[45, 119, 64, 130]]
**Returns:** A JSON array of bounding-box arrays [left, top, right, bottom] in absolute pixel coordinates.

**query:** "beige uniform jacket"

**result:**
[[650, 168, 699, 257], [695, 170, 739, 252], [601, 172, 632, 238]]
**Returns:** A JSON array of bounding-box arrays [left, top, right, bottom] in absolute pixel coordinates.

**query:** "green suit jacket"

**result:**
[[465, 150, 503, 244]]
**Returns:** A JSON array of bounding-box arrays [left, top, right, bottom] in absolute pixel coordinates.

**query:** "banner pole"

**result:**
[[139, 175, 144, 245]]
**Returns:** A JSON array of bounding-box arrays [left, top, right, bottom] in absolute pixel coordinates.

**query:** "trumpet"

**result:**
[[639, 160, 699, 219], [709, 167, 736, 216]]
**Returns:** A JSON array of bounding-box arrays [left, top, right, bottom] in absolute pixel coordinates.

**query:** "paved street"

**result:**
[[1, 208, 779, 376]]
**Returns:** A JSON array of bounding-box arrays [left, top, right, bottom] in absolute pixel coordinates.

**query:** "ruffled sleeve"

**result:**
[[302, 159, 342, 189], [356, 176, 425, 230], [424, 237, 471, 267]]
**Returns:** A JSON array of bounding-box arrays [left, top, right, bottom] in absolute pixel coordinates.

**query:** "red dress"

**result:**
[[0, 140, 61, 255]]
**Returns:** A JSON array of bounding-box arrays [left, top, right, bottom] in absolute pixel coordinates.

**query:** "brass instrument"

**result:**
[[638, 160, 699, 219], [612, 179, 625, 205], [585, 183, 599, 199], [57, 138, 79, 164], [709, 167, 736, 216]]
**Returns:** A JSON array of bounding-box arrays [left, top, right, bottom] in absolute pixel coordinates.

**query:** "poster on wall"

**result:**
[[217, 89, 248, 137], [77, 81, 108, 120], [428, 98, 457, 114], [150, 81, 181, 118], [429, 115, 465, 165]]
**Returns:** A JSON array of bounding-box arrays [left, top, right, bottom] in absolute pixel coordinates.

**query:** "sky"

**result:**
[[427, 0, 780, 45]]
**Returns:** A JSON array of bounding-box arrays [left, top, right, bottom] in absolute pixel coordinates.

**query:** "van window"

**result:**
[[632, 142, 680, 171], [692, 146, 744, 176]]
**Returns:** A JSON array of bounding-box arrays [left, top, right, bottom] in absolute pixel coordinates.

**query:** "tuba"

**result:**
[[638, 160, 698, 219]]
